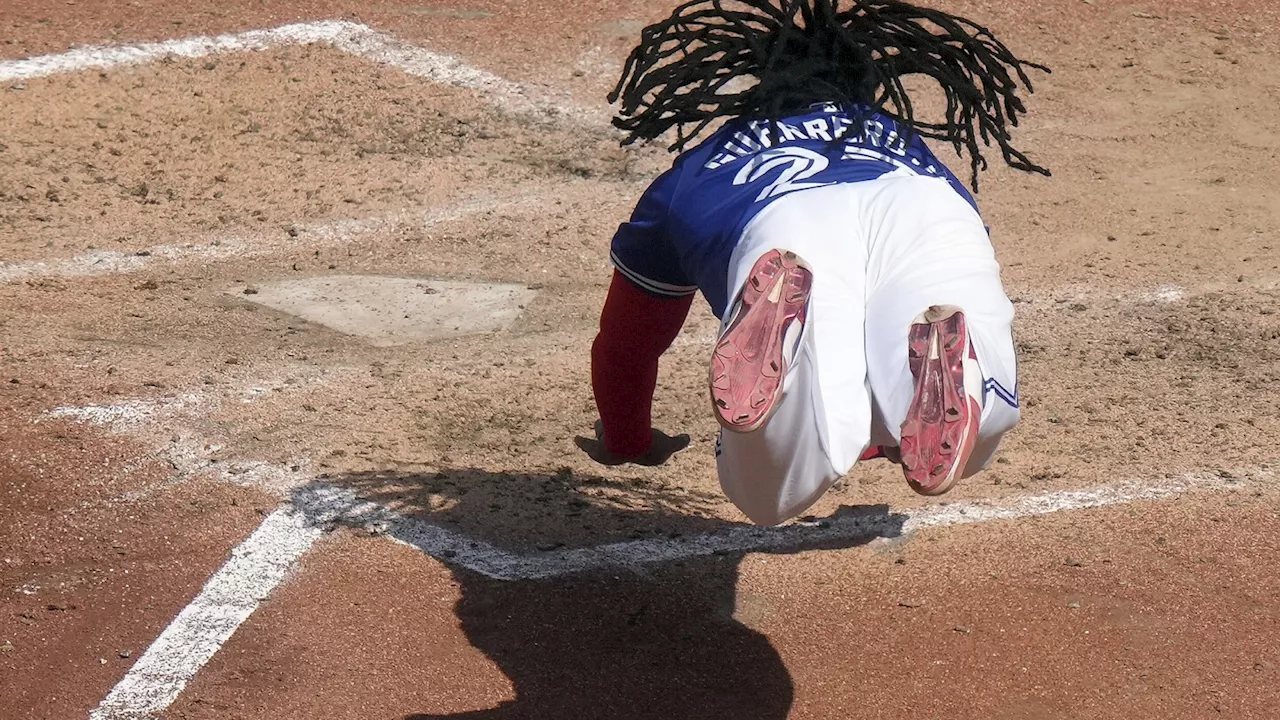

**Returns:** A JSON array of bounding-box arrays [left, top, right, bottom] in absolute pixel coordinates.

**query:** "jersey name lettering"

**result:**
[[704, 114, 915, 171]]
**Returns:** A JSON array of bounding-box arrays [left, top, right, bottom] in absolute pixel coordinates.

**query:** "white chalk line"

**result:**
[[90, 467, 1270, 718], [0, 191, 564, 285], [1010, 276, 1279, 310], [0, 20, 599, 122], [1, 21, 349, 81], [312, 467, 1272, 581], [88, 496, 351, 720], [327, 23, 597, 122], [45, 395, 200, 427], [40, 378, 343, 502]]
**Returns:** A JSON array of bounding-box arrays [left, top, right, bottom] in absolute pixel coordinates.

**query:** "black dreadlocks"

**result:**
[[608, 0, 1050, 190]]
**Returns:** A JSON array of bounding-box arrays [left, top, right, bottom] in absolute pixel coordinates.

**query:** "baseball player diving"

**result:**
[[576, 0, 1047, 526]]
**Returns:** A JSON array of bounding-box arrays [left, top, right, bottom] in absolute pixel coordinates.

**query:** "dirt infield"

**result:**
[[1, 0, 1278, 718]]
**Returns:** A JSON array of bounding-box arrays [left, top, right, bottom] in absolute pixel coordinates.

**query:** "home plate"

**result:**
[[233, 275, 538, 346]]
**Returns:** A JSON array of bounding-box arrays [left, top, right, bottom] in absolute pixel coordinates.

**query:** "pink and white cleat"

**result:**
[[898, 305, 984, 496], [709, 249, 813, 433]]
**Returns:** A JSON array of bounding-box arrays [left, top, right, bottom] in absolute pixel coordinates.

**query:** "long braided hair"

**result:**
[[608, 0, 1050, 190]]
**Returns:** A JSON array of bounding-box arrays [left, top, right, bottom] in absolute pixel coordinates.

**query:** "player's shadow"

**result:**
[[309, 467, 907, 720]]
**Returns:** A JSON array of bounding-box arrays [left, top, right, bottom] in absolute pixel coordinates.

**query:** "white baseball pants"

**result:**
[[714, 175, 1021, 526]]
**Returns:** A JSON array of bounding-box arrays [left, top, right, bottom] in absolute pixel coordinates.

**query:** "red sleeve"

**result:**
[[591, 270, 695, 457]]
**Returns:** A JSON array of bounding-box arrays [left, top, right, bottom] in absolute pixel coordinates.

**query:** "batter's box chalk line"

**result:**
[[0, 19, 600, 121], [0, 187, 566, 284], [289, 468, 1267, 582], [291, 482, 909, 581]]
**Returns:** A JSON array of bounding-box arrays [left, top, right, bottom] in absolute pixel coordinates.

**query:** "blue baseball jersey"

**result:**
[[609, 104, 981, 317]]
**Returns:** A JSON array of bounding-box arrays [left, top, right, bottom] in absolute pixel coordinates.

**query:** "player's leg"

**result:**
[[862, 175, 1020, 495], [711, 186, 873, 526]]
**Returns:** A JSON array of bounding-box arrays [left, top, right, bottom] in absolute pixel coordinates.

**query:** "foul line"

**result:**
[[90, 468, 1268, 719]]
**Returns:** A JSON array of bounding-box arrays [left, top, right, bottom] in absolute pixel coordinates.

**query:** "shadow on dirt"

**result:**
[[301, 468, 907, 720]]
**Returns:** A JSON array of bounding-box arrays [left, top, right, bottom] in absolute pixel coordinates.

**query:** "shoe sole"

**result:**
[[899, 306, 982, 496], [709, 249, 813, 433]]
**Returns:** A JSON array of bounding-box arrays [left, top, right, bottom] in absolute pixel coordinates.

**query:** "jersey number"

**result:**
[[733, 146, 832, 202]]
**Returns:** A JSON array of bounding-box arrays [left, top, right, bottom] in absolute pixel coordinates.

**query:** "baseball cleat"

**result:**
[[898, 305, 983, 496], [859, 445, 901, 463], [859, 446, 887, 462], [710, 249, 812, 433]]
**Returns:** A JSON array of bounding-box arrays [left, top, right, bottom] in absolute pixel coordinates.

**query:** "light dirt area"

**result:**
[[1, 0, 1278, 718]]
